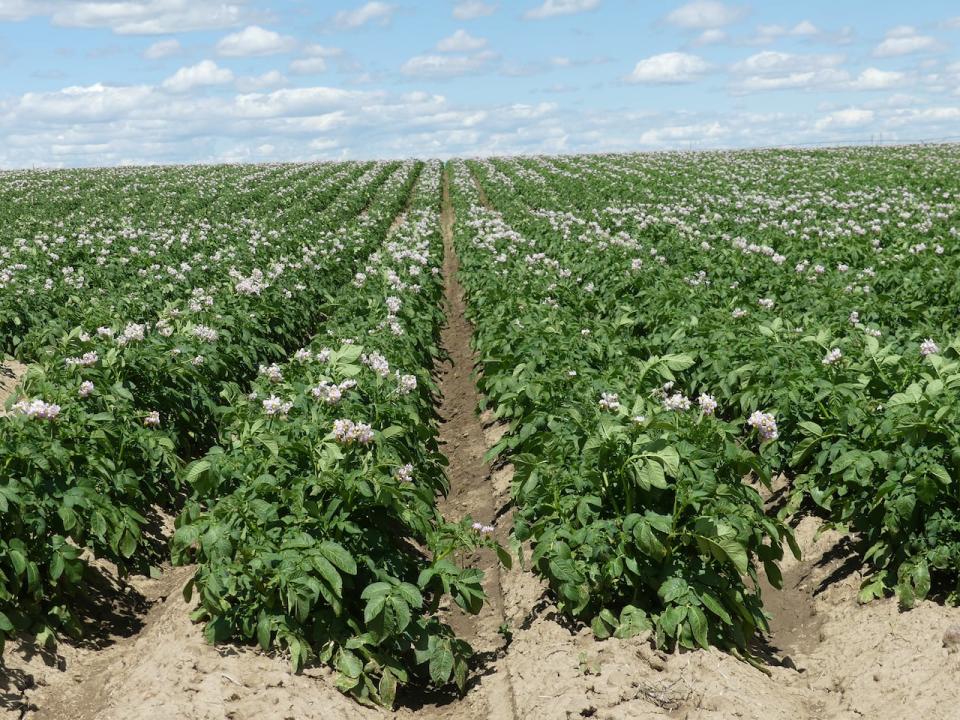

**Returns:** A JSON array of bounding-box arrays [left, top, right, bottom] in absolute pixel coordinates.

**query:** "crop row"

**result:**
[[171, 162, 501, 706], [0, 160, 420, 654], [450, 145, 960, 654], [0, 160, 371, 357]]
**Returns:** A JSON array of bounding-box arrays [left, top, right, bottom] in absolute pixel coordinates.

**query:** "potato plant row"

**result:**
[[0, 160, 420, 654], [450, 145, 960, 655], [172, 162, 502, 707], [0, 160, 370, 357]]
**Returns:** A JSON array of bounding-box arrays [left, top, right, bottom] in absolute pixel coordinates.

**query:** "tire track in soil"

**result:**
[[434, 167, 518, 720]]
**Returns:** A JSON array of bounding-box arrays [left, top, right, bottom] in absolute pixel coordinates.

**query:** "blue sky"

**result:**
[[0, 0, 958, 167]]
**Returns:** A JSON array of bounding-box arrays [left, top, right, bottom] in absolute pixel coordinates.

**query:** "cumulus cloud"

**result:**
[[665, 1, 746, 29], [6, 0, 253, 35], [730, 51, 850, 93], [216, 26, 296, 57], [235, 70, 287, 92], [331, 2, 396, 29], [401, 50, 497, 78], [453, 1, 497, 19], [692, 29, 727, 46], [731, 51, 845, 75], [143, 38, 181, 60], [437, 29, 487, 52], [0, 0, 37, 21], [162, 60, 234, 93], [15, 82, 154, 122], [626, 52, 710, 84], [849, 68, 906, 91], [815, 108, 875, 131], [639, 121, 728, 145], [289, 58, 328, 75], [524, 0, 600, 21], [748, 21, 821, 44], [874, 26, 938, 57]]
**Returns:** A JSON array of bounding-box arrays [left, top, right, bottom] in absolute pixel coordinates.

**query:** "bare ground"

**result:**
[[0, 359, 27, 414], [4, 177, 960, 719]]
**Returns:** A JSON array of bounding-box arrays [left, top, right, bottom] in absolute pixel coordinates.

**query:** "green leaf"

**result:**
[[429, 641, 455, 685], [658, 577, 689, 604], [336, 649, 363, 679], [379, 668, 397, 709], [256, 613, 272, 651], [688, 606, 709, 649], [320, 541, 357, 575], [614, 605, 651, 639], [118, 530, 137, 559], [185, 459, 211, 485]]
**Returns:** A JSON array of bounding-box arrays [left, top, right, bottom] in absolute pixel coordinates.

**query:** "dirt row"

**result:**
[[3, 178, 960, 719]]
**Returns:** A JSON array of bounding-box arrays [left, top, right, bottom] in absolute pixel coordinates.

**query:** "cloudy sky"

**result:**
[[0, 0, 958, 167]]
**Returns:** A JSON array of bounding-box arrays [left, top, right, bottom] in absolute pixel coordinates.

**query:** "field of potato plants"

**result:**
[[2, 145, 960, 720]]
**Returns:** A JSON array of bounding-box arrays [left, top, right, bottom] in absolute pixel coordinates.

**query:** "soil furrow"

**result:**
[[434, 166, 518, 720]]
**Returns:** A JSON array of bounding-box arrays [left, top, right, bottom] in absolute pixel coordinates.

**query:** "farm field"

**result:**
[[2, 145, 960, 719]]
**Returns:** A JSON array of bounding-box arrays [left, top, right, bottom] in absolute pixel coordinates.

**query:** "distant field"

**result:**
[[2, 145, 960, 719]]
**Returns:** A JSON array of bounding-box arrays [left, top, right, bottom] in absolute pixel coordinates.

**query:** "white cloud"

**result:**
[[0, 0, 35, 21], [639, 121, 728, 145], [332, 2, 396, 29], [401, 50, 497, 78], [850, 68, 906, 91], [162, 60, 234, 93], [665, 1, 745, 29], [453, 1, 496, 19], [216, 26, 295, 57], [15, 82, 153, 121], [37, 0, 252, 35], [143, 38, 180, 60], [626, 52, 710, 84], [791, 20, 819, 36], [304, 44, 343, 57], [437, 29, 487, 52], [749, 20, 820, 44], [730, 53, 850, 92], [736, 69, 849, 92], [692, 29, 727, 46], [235, 70, 287, 92], [874, 26, 938, 57], [732, 51, 844, 75], [814, 108, 874, 131], [524, 0, 600, 21], [290, 57, 328, 75]]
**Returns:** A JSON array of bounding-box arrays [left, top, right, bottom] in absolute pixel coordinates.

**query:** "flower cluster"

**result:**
[[311, 379, 356, 405], [262, 395, 294, 417], [332, 418, 375, 445], [920, 338, 939, 357], [663, 392, 692, 412], [697, 393, 717, 415], [362, 352, 390, 377], [78, 380, 95, 397], [747, 411, 778, 441], [598, 392, 620, 411], [822, 347, 842, 365], [259, 363, 283, 383], [117, 323, 146, 347], [65, 351, 98, 367], [143, 410, 161, 427], [191, 325, 218, 343], [12, 398, 61, 420]]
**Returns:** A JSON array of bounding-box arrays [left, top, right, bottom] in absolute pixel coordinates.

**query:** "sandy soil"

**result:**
[[0, 359, 27, 414], [3, 176, 960, 719]]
